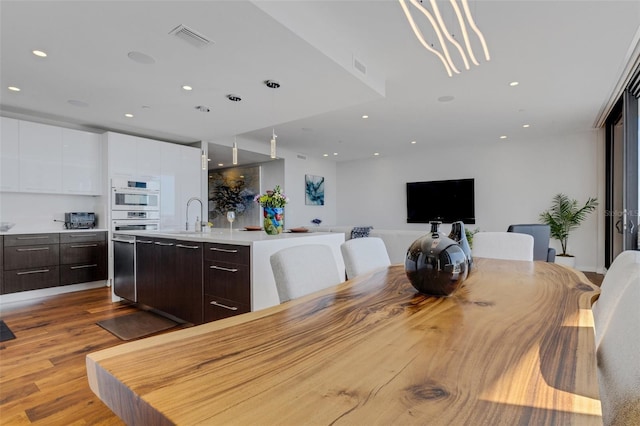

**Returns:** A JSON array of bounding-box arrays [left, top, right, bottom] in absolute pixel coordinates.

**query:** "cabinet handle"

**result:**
[[71, 244, 98, 248], [210, 301, 238, 311], [17, 269, 50, 275], [154, 242, 174, 246], [17, 236, 49, 240], [69, 234, 97, 238], [16, 247, 49, 252], [70, 264, 97, 270], [176, 244, 199, 249], [137, 240, 154, 244], [209, 265, 238, 273], [209, 247, 238, 253]]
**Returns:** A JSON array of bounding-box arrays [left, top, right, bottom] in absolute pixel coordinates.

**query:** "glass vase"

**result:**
[[263, 207, 284, 235]]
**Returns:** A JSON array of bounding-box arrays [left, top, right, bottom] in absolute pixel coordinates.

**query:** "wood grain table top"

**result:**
[[86, 258, 602, 425]]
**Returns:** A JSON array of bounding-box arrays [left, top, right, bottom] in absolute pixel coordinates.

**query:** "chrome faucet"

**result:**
[[186, 197, 205, 231]]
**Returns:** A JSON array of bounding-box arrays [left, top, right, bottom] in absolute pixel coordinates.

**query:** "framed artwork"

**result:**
[[305, 174, 325, 205], [208, 165, 260, 228]]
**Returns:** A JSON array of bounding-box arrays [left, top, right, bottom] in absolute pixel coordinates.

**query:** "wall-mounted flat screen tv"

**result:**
[[406, 178, 475, 224]]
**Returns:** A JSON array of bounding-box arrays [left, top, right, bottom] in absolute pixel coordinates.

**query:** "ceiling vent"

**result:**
[[353, 56, 367, 75], [169, 24, 212, 48]]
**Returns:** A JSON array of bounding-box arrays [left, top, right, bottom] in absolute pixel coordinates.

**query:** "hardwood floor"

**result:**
[[1, 287, 145, 425]]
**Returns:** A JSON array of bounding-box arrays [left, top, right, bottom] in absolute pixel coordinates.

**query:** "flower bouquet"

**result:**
[[255, 185, 288, 235]]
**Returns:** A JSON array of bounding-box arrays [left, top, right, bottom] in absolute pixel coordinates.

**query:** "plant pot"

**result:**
[[555, 255, 576, 268]]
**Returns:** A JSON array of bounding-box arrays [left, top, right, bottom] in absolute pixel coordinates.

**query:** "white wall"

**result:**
[[0, 192, 105, 232], [227, 136, 338, 229], [336, 129, 605, 272]]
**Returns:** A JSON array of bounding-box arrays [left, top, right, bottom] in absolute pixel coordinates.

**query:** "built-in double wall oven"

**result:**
[[111, 178, 160, 231]]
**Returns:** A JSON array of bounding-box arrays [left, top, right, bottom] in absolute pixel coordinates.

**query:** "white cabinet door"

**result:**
[[159, 144, 201, 230], [179, 145, 202, 228], [0, 117, 20, 191], [62, 128, 102, 195], [160, 142, 180, 230], [107, 132, 137, 178], [136, 137, 161, 179], [19, 121, 62, 193]]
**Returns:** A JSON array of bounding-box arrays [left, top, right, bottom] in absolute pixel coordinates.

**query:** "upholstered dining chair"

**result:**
[[594, 253, 640, 425], [507, 224, 556, 262], [471, 232, 534, 261], [270, 244, 343, 303], [592, 250, 640, 348], [341, 237, 391, 279]]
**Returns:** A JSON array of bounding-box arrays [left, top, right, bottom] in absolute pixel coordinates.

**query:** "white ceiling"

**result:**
[[1, 1, 639, 167]]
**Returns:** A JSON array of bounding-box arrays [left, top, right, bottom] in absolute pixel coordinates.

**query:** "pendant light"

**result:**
[[270, 129, 277, 159], [264, 80, 280, 158], [226, 94, 242, 166], [232, 136, 238, 165]]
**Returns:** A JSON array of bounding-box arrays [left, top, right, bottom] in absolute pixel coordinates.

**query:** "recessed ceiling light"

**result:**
[[226, 94, 242, 102], [333, 152, 338, 156], [373, 152, 380, 156], [509, 81, 519, 87], [323, 154, 329, 157], [195, 105, 211, 113], [32, 50, 47, 57], [411, 140, 417, 144], [8, 86, 20, 92], [522, 124, 530, 128], [499, 135, 508, 139], [127, 51, 156, 64], [362, 115, 369, 119], [438, 95, 455, 102], [141, 105, 151, 109], [68, 99, 89, 107], [182, 85, 193, 91], [124, 113, 134, 118], [218, 163, 224, 167]]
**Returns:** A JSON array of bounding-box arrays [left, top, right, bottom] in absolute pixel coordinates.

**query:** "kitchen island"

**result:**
[[114, 229, 345, 322]]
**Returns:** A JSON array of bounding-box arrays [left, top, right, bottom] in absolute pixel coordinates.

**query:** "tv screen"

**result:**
[[406, 178, 475, 224]]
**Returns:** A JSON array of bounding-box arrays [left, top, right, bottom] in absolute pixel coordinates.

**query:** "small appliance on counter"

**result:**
[[64, 212, 96, 229]]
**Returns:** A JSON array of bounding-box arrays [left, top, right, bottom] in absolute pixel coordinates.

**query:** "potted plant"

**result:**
[[539, 193, 598, 267]]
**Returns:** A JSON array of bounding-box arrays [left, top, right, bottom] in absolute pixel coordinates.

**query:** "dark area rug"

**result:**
[[97, 311, 179, 341], [0, 320, 16, 342]]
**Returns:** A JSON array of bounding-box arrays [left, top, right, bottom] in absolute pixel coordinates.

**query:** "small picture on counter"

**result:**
[[305, 174, 325, 206]]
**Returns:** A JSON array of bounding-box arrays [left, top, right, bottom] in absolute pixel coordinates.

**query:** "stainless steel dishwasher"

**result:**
[[112, 233, 136, 302]]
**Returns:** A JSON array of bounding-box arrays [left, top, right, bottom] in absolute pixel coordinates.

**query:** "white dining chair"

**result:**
[[593, 250, 640, 348], [471, 232, 534, 261], [341, 237, 391, 279], [595, 265, 640, 426], [270, 244, 343, 303]]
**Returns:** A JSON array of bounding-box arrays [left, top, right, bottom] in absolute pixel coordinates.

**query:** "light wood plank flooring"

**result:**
[[1, 287, 143, 425]]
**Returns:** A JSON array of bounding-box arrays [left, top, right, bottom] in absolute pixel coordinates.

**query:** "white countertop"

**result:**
[[113, 229, 329, 246], [0, 228, 108, 236]]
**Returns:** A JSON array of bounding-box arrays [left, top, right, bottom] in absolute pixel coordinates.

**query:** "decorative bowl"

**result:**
[[0, 222, 15, 232]]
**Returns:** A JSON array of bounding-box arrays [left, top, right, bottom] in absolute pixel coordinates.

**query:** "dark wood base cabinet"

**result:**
[[204, 243, 250, 322], [134, 238, 251, 325], [136, 238, 204, 325], [1, 231, 107, 295]]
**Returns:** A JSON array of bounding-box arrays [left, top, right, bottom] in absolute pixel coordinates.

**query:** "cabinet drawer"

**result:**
[[4, 244, 59, 270], [2, 265, 60, 294], [60, 241, 106, 264], [204, 243, 249, 265], [60, 232, 106, 244], [204, 295, 250, 323], [60, 262, 107, 286], [205, 261, 250, 305], [4, 233, 59, 247]]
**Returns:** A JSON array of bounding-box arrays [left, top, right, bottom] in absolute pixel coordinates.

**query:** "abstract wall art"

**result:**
[[305, 174, 325, 206]]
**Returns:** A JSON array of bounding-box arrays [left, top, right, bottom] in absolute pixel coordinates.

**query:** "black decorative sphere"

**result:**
[[405, 222, 468, 296]]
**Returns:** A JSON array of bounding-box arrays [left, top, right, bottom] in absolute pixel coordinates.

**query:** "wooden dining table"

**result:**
[[86, 258, 602, 425]]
